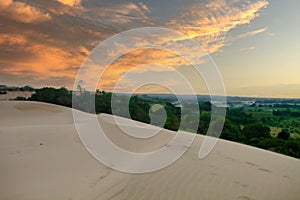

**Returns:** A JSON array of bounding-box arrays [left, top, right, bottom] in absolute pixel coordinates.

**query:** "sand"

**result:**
[[0, 101, 300, 200]]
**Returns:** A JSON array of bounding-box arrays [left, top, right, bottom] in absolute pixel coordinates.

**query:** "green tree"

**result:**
[[242, 123, 271, 141], [277, 129, 290, 140], [220, 119, 243, 141]]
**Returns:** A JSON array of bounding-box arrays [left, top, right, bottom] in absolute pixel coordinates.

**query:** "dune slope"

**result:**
[[0, 101, 300, 200]]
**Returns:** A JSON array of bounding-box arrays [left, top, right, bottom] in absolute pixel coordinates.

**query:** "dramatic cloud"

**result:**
[[167, 0, 269, 53], [0, 0, 270, 92], [94, 0, 269, 91], [0, 32, 85, 87], [0, 0, 51, 23]]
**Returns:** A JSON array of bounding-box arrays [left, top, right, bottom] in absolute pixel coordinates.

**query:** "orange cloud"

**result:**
[[94, 0, 269, 92], [0, 34, 26, 46], [87, 2, 151, 25], [77, 48, 192, 92], [57, 0, 81, 7], [0, 33, 86, 87], [168, 0, 269, 53], [0, 0, 51, 23], [0, 0, 270, 92]]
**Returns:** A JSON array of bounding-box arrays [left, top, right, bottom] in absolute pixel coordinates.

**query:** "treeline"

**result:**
[[197, 108, 300, 158], [29, 87, 72, 107], [16, 87, 300, 159], [24, 87, 183, 131], [273, 109, 300, 117], [0, 85, 34, 95], [0, 85, 34, 92]]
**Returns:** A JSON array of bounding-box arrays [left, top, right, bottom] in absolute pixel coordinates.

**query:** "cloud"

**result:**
[[237, 27, 268, 39], [0, 32, 85, 87], [0, 0, 270, 92], [0, 34, 26, 46], [57, 0, 81, 7], [93, 0, 269, 91], [0, 0, 51, 23], [96, 48, 191, 91], [85, 2, 152, 25], [167, 0, 269, 53], [240, 46, 255, 51]]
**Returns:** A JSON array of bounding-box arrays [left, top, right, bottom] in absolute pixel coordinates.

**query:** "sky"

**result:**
[[0, 0, 299, 98]]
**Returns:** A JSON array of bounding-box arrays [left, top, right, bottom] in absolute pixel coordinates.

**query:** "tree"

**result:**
[[220, 119, 243, 141], [242, 123, 271, 141], [277, 129, 290, 140], [30, 87, 71, 107]]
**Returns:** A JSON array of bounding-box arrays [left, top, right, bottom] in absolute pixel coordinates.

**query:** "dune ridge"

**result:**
[[0, 101, 300, 200]]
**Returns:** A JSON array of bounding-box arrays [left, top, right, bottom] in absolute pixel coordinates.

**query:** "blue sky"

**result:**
[[211, 0, 300, 97]]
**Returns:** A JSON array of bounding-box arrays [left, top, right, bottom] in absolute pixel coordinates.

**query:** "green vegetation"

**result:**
[[30, 87, 72, 107], [17, 87, 300, 159], [277, 129, 290, 140], [242, 124, 271, 140]]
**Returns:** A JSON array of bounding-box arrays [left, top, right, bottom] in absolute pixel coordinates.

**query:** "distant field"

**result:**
[[291, 133, 300, 139], [270, 126, 281, 137], [244, 106, 300, 138]]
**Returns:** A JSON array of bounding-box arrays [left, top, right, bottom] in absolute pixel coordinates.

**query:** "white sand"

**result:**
[[0, 101, 300, 200]]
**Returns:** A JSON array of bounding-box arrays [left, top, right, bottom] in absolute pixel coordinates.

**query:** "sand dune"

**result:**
[[0, 101, 300, 200]]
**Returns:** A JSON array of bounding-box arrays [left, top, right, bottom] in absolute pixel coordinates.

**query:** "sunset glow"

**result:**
[[0, 0, 299, 97]]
